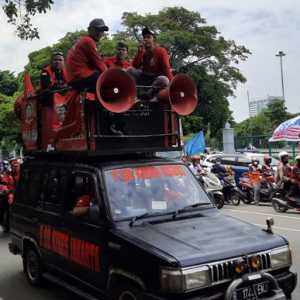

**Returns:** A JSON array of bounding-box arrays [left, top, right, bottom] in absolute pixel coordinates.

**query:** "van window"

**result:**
[[38, 168, 62, 212], [18, 167, 43, 206], [66, 173, 99, 222]]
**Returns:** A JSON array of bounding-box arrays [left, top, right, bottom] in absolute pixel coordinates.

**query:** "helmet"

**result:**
[[191, 155, 200, 161], [264, 155, 272, 164], [251, 158, 259, 165], [278, 151, 289, 160], [295, 155, 300, 161]]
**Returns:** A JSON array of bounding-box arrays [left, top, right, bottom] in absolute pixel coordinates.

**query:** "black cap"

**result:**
[[89, 18, 109, 31], [116, 42, 128, 51], [142, 27, 155, 37]]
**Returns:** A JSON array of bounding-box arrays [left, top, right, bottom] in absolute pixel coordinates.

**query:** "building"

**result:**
[[248, 96, 283, 117]]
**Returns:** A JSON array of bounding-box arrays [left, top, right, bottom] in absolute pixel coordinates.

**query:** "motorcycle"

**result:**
[[197, 170, 225, 209], [272, 182, 300, 213], [237, 172, 276, 205]]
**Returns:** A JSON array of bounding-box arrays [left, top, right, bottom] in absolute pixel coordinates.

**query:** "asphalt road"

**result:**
[[0, 203, 299, 299]]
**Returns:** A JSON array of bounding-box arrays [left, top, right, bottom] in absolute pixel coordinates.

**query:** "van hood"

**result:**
[[114, 211, 286, 267]]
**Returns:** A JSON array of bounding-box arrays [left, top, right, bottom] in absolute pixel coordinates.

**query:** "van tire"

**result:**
[[24, 246, 43, 286], [111, 282, 143, 300]]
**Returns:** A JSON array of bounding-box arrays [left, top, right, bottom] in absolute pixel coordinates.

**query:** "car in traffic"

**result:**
[[202, 152, 279, 183], [8, 154, 296, 300]]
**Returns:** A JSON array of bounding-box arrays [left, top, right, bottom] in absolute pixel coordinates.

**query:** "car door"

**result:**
[[61, 169, 108, 295], [38, 165, 66, 270]]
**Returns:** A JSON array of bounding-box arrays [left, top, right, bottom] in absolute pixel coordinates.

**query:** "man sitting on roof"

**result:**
[[40, 52, 67, 91], [129, 27, 173, 87], [66, 18, 108, 92], [105, 42, 131, 70]]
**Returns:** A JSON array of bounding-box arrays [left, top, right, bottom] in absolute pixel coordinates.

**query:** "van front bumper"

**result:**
[[143, 271, 297, 300]]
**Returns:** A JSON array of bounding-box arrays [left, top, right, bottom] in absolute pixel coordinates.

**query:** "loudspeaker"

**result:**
[[158, 74, 198, 116], [96, 68, 136, 113]]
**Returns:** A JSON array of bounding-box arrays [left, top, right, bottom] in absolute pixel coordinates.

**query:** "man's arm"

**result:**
[[81, 38, 107, 73], [158, 48, 173, 81], [132, 46, 144, 69]]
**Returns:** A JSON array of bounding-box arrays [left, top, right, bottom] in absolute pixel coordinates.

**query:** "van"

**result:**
[[9, 154, 297, 300]]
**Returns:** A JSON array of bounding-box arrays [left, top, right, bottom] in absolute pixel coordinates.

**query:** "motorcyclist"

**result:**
[[189, 156, 202, 177], [291, 155, 300, 194], [261, 155, 274, 176], [248, 158, 262, 205], [275, 151, 292, 195]]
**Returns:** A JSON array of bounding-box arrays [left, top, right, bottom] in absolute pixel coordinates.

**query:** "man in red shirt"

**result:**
[[105, 42, 131, 70], [66, 18, 108, 91], [40, 52, 67, 90], [130, 27, 173, 86]]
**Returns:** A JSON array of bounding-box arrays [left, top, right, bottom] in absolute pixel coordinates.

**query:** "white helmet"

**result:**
[[278, 151, 289, 159], [295, 155, 300, 161]]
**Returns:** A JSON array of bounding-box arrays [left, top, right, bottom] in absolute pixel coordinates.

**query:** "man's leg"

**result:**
[[253, 182, 261, 205], [70, 71, 100, 92]]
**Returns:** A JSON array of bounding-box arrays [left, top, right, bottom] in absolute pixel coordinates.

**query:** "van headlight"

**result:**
[[270, 246, 292, 270], [160, 266, 211, 292]]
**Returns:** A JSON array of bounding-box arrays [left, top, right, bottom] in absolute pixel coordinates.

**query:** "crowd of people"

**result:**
[[181, 151, 300, 206], [37, 18, 173, 97], [0, 158, 21, 232]]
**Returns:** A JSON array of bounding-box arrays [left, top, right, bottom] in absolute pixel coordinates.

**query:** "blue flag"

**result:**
[[184, 131, 206, 156]]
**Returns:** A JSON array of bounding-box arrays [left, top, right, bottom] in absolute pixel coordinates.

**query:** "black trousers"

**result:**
[[70, 71, 100, 92]]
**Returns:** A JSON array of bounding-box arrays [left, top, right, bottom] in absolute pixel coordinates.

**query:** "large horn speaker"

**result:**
[[159, 74, 198, 116], [96, 68, 136, 113]]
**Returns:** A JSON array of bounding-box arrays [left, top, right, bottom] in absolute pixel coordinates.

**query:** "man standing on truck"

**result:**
[[40, 52, 67, 90], [105, 42, 131, 70], [66, 18, 108, 91], [129, 27, 173, 87]]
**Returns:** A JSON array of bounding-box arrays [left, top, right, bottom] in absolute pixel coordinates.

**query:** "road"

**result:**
[[0, 203, 299, 299]]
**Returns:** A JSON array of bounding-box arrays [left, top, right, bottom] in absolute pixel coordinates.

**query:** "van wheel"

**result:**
[[111, 283, 143, 300], [24, 247, 43, 286]]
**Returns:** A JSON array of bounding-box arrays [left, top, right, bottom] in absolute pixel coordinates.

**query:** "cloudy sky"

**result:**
[[0, 0, 299, 121]]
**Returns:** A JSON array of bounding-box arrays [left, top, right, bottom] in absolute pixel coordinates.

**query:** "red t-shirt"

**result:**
[[66, 36, 107, 82], [132, 46, 173, 80], [105, 56, 131, 70], [75, 195, 92, 208]]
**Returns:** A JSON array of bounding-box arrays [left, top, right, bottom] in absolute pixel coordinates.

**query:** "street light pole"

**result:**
[[275, 51, 286, 100]]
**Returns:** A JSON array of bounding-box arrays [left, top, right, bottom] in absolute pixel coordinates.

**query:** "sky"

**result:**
[[0, 0, 299, 122]]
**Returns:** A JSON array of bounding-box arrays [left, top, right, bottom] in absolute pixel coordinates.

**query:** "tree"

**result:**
[[0, 93, 21, 152], [121, 7, 250, 139], [2, 0, 54, 40], [0, 70, 18, 96], [264, 99, 289, 130]]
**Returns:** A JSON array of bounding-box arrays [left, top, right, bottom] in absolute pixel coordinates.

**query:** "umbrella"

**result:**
[[269, 115, 300, 142]]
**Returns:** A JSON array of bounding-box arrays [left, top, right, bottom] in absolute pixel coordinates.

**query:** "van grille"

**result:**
[[209, 252, 271, 284]]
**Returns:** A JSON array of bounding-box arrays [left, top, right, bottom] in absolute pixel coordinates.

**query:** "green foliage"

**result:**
[[2, 0, 54, 40], [235, 99, 293, 141], [0, 70, 18, 96], [121, 7, 250, 141], [0, 93, 21, 152]]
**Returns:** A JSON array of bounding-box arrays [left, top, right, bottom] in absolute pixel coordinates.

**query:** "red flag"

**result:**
[[23, 72, 35, 98]]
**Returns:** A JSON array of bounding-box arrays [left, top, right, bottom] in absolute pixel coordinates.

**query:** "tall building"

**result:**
[[248, 96, 283, 117]]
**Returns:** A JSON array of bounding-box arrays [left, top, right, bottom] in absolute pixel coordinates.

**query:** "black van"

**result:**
[[9, 154, 297, 300]]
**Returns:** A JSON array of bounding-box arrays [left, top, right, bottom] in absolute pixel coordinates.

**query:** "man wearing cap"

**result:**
[[66, 18, 108, 91], [131, 27, 173, 85], [105, 42, 131, 70], [40, 52, 67, 91]]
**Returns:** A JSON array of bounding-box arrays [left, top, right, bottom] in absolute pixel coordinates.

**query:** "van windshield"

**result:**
[[104, 164, 211, 221]]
